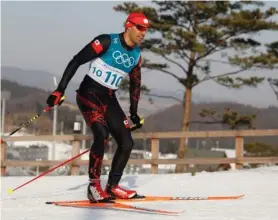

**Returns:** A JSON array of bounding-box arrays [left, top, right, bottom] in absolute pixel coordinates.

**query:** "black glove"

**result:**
[[46, 90, 64, 107], [130, 113, 142, 128]]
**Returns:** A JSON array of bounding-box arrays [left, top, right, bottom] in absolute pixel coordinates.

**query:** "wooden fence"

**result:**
[[1, 129, 278, 176]]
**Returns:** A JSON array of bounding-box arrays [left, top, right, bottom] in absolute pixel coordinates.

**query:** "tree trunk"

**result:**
[[175, 87, 192, 173]]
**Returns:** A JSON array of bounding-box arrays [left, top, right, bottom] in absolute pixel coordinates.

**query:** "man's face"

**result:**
[[128, 24, 148, 45]]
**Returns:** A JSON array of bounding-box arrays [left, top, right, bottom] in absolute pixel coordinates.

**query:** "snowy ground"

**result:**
[[1, 166, 278, 220]]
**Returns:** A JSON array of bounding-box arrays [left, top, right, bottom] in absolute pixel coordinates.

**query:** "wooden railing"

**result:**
[[1, 129, 278, 176]]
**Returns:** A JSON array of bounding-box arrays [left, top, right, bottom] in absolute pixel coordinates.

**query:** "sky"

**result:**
[[1, 1, 278, 107], [1, 166, 278, 220]]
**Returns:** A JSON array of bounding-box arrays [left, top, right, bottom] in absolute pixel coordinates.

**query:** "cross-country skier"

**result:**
[[46, 12, 149, 202]]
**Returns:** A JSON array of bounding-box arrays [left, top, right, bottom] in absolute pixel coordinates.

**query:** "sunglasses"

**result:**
[[130, 22, 148, 32]]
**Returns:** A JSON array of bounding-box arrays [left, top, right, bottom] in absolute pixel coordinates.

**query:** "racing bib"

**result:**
[[87, 58, 127, 90]]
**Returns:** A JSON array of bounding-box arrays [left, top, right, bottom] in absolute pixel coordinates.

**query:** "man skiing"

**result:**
[[46, 12, 149, 202]]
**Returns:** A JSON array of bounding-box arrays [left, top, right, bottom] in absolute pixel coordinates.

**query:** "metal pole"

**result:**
[[1, 99, 6, 134], [52, 105, 57, 160], [52, 76, 58, 160], [82, 118, 86, 149], [60, 121, 64, 135]]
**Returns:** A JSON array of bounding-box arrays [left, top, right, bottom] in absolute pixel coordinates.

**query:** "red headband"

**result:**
[[125, 12, 150, 29]]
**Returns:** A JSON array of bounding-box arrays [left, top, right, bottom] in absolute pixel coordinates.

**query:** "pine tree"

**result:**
[[114, 1, 278, 172], [197, 108, 256, 129], [267, 42, 278, 101]]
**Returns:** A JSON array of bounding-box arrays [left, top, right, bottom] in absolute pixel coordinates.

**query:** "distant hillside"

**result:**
[[1, 65, 225, 115], [1, 79, 80, 134], [1, 66, 185, 116], [1, 66, 79, 102], [2, 78, 277, 153], [0, 79, 177, 134], [144, 102, 278, 131], [136, 103, 278, 153]]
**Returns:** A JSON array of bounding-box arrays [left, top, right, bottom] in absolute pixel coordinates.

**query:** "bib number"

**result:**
[[90, 66, 123, 87]]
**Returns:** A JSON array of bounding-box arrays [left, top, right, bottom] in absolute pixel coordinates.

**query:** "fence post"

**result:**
[[1, 141, 7, 176], [71, 138, 81, 175], [151, 138, 159, 174], [235, 136, 244, 169]]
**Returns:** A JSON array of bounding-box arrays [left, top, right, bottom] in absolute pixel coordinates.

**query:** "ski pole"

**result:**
[[8, 118, 144, 194], [1, 96, 66, 144]]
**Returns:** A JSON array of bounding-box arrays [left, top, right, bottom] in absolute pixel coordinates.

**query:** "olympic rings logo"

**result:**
[[112, 51, 134, 68]]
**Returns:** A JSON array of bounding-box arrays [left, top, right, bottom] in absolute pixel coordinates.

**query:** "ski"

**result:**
[[48, 201, 184, 216], [46, 194, 244, 205]]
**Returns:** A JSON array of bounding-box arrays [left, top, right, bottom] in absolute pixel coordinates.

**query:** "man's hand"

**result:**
[[130, 114, 143, 128], [46, 90, 65, 107]]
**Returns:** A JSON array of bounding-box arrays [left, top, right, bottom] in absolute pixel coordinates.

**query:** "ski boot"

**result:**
[[105, 184, 144, 200], [87, 179, 112, 203]]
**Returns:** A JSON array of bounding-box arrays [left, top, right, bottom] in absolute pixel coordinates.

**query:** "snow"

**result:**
[[1, 166, 278, 220], [141, 153, 178, 172], [211, 148, 237, 169]]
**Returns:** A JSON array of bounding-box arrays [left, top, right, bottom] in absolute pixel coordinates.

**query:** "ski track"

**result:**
[[1, 166, 278, 220]]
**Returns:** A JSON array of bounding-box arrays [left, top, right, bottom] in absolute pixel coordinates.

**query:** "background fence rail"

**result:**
[[1, 129, 278, 175]]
